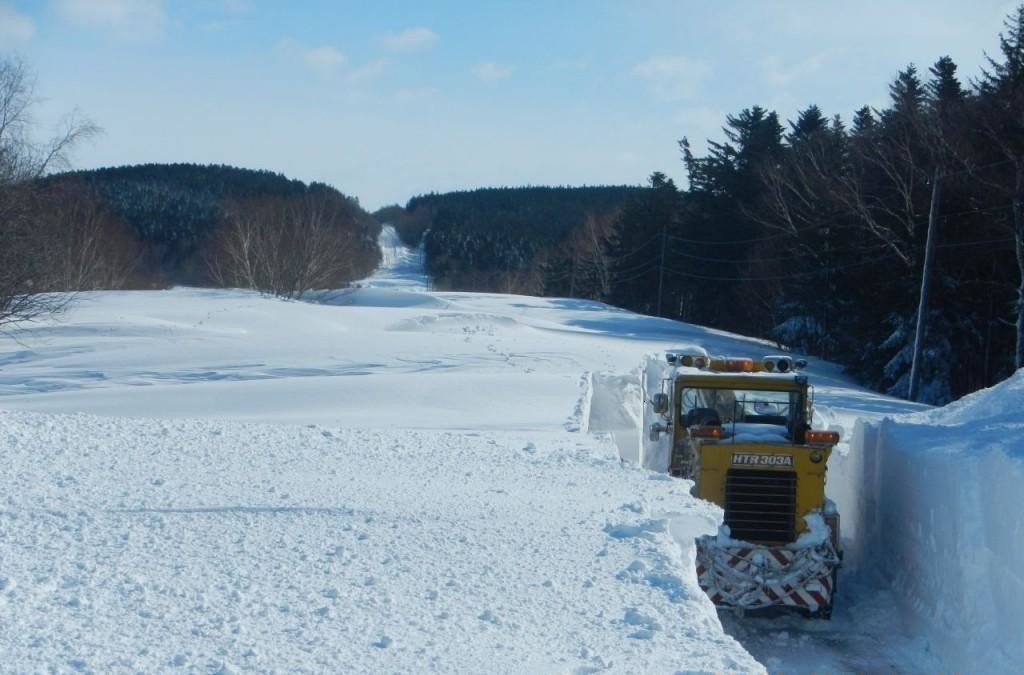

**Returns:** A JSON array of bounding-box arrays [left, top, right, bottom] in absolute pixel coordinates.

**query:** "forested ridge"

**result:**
[[51, 163, 380, 286], [377, 186, 641, 293]]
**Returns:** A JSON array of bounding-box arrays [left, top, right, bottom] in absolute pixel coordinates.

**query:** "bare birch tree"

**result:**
[[208, 189, 368, 298], [36, 180, 142, 291], [0, 55, 100, 329]]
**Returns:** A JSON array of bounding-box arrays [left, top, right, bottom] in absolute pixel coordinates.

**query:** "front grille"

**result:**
[[724, 469, 797, 544]]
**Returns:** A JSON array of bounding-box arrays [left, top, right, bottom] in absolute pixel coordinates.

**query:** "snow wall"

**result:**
[[583, 371, 643, 465], [846, 373, 1024, 671], [583, 353, 681, 470]]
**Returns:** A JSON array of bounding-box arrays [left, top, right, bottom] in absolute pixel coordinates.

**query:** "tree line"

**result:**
[[599, 6, 1024, 404], [0, 56, 380, 330], [376, 185, 640, 294], [61, 163, 381, 298]]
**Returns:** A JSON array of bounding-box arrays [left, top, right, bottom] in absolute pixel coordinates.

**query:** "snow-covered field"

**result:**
[[1, 225, 1017, 672]]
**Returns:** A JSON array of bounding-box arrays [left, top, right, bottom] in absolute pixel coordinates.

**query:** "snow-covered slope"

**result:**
[[0, 227, 764, 672], [1, 224, 1007, 672]]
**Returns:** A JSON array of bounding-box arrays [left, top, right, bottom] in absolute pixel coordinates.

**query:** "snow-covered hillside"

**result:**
[[0, 227, 765, 672], [1, 224, 1014, 672]]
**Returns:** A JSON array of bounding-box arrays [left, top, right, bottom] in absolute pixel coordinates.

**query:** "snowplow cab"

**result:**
[[650, 353, 841, 618]]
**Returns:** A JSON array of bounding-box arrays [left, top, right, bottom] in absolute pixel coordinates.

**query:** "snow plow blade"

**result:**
[[695, 537, 840, 618]]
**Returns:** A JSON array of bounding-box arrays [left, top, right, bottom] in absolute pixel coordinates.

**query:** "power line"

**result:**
[[614, 231, 664, 260], [659, 249, 904, 282], [661, 200, 1017, 249], [658, 231, 1016, 267], [938, 202, 1015, 220], [614, 264, 661, 284], [935, 236, 1017, 249], [668, 230, 794, 246], [608, 231, 1016, 281], [937, 155, 1021, 180], [612, 258, 659, 278], [664, 239, 894, 264], [660, 234, 1016, 274]]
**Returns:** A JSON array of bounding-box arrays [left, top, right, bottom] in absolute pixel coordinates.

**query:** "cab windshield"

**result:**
[[680, 387, 798, 428]]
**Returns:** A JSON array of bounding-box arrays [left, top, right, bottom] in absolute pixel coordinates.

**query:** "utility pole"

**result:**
[[656, 221, 667, 316], [908, 168, 942, 401], [568, 255, 577, 299]]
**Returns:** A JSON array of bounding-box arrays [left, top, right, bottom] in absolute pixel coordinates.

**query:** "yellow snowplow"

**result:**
[[647, 353, 841, 618]]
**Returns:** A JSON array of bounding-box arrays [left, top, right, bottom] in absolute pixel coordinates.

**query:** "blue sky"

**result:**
[[0, 0, 1016, 209]]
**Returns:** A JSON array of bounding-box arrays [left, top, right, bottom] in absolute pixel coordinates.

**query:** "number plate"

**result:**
[[732, 453, 793, 467]]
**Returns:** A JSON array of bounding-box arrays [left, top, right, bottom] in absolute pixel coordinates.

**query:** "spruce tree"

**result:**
[[976, 4, 1024, 369]]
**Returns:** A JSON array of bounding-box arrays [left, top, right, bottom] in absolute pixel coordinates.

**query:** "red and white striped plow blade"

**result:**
[[694, 538, 839, 612]]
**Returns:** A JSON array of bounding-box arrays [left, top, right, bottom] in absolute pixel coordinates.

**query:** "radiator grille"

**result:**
[[724, 469, 797, 544]]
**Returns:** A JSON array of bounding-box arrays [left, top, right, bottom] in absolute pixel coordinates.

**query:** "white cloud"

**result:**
[[673, 106, 727, 154], [472, 61, 513, 83], [53, 0, 166, 41], [383, 27, 438, 52], [633, 56, 709, 100], [761, 52, 837, 87], [347, 58, 388, 83], [279, 40, 384, 82], [395, 86, 439, 102], [552, 56, 591, 72], [673, 106, 724, 133], [303, 45, 347, 74], [0, 3, 34, 46]]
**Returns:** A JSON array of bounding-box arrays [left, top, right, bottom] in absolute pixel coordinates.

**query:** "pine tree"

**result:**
[[887, 64, 926, 121], [851, 106, 877, 137], [976, 4, 1024, 369], [788, 104, 828, 140]]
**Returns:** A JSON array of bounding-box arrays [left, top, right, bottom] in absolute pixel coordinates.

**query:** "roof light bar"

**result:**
[[724, 357, 754, 372], [666, 350, 710, 369], [805, 430, 840, 445]]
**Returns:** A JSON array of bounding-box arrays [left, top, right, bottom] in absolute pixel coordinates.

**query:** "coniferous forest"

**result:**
[[376, 186, 641, 294]]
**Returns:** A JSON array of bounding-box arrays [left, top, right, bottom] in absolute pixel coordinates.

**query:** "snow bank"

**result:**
[[584, 371, 643, 464], [849, 371, 1024, 671], [639, 352, 675, 472], [0, 410, 758, 673]]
